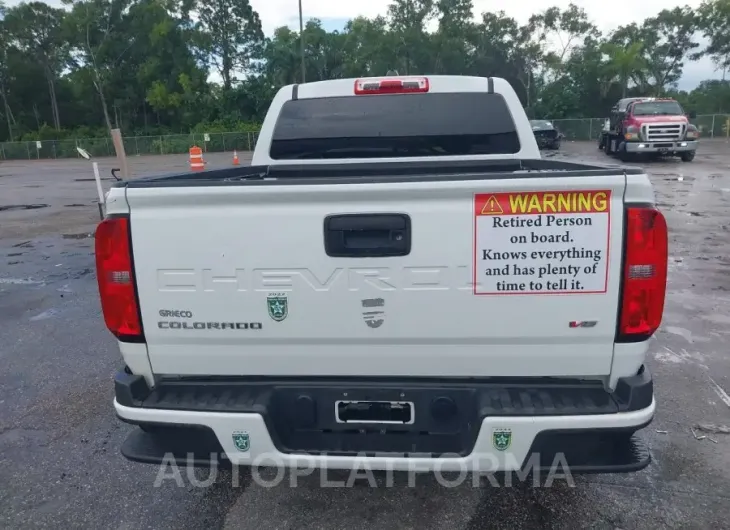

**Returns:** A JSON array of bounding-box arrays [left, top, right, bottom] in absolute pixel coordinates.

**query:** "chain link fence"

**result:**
[[551, 114, 730, 141], [690, 114, 730, 138], [548, 118, 607, 141], [0, 131, 260, 161], [1, 116, 728, 160]]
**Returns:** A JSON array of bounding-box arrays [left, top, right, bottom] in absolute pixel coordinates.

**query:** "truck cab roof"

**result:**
[[614, 97, 679, 112]]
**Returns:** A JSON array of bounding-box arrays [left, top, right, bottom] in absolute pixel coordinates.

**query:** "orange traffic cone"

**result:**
[[232, 150, 240, 166]]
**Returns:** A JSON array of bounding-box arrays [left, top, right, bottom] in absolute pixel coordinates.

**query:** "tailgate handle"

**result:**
[[324, 214, 411, 258]]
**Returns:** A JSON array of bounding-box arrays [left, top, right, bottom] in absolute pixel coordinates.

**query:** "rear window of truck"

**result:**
[[269, 92, 521, 159]]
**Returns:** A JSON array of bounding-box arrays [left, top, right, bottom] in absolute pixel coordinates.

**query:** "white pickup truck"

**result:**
[[100, 75, 666, 476]]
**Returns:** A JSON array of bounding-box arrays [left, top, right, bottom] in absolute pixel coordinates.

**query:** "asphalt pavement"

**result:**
[[1, 142, 729, 529]]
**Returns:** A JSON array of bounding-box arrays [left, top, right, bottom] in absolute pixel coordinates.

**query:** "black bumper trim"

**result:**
[[115, 370, 653, 415], [520, 419, 653, 474], [118, 424, 651, 475], [120, 425, 231, 468], [116, 368, 654, 458]]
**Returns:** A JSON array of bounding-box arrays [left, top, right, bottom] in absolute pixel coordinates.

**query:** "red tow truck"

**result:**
[[599, 97, 699, 162]]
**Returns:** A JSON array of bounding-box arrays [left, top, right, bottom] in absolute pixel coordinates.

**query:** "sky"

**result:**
[[5, 0, 723, 90]]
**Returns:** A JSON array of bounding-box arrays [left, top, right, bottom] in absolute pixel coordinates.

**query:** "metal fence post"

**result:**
[[711, 114, 715, 139]]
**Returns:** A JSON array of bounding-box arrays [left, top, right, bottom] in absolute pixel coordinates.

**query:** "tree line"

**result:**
[[1, 0, 729, 142]]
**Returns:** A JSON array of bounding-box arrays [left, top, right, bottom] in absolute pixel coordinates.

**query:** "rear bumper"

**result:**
[[625, 140, 698, 153], [114, 367, 655, 474]]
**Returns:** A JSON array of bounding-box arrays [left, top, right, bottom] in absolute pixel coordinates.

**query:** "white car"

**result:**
[[100, 75, 666, 476]]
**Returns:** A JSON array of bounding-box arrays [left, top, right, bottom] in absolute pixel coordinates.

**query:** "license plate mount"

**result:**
[[335, 400, 415, 425]]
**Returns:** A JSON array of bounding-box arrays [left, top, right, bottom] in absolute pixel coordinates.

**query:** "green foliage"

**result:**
[[192, 0, 265, 89], [1, 0, 729, 143], [696, 0, 730, 73]]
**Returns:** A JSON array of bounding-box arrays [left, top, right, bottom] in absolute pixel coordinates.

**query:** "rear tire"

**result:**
[[681, 151, 695, 162], [604, 135, 613, 155]]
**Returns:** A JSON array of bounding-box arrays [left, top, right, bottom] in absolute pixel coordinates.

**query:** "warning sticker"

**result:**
[[473, 190, 611, 295]]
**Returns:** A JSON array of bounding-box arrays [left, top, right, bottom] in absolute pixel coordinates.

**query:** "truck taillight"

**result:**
[[95, 216, 143, 341], [618, 207, 668, 340], [354, 77, 429, 95]]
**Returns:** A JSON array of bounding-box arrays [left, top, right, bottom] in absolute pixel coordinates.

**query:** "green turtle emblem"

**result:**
[[232, 431, 250, 452], [493, 429, 512, 451], [267, 294, 288, 322]]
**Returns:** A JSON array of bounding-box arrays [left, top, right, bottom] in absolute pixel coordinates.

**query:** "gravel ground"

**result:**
[[1, 142, 729, 529]]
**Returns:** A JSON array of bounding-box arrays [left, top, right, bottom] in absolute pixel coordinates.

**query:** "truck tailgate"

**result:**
[[126, 175, 626, 378]]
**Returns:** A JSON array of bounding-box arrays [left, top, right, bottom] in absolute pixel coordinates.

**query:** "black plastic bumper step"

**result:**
[[525, 430, 651, 474], [116, 368, 653, 416], [120, 425, 230, 468]]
